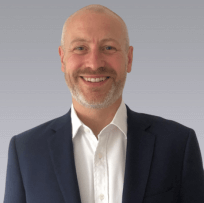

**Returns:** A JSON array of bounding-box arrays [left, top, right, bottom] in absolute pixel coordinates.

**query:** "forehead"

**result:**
[[65, 11, 124, 45]]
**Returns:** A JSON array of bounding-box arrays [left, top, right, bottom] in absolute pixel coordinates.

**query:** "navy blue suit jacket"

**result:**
[[4, 105, 204, 203]]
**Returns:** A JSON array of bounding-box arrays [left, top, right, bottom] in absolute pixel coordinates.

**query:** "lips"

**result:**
[[80, 76, 110, 87]]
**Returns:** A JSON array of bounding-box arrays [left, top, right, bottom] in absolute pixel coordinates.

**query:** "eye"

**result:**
[[75, 46, 85, 50], [105, 46, 115, 50], [103, 46, 117, 53]]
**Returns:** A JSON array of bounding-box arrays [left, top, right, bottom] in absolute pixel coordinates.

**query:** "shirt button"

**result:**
[[100, 194, 104, 200], [98, 153, 103, 159]]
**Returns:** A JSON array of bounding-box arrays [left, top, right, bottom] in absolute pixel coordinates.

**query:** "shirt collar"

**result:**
[[110, 100, 127, 138], [71, 100, 127, 139]]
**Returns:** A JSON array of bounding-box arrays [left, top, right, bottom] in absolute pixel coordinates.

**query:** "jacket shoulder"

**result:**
[[128, 107, 193, 139], [13, 110, 70, 141]]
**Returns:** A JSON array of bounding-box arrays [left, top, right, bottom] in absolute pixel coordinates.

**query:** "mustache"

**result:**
[[73, 67, 117, 77]]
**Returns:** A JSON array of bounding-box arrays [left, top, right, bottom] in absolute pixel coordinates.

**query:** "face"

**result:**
[[59, 11, 133, 109]]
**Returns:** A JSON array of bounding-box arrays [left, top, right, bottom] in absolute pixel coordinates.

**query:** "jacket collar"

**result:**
[[47, 104, 155, 203]]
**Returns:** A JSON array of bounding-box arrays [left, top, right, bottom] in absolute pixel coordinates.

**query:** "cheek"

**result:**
[[111, 57, 126, 74], [64, 55, 82, 73]]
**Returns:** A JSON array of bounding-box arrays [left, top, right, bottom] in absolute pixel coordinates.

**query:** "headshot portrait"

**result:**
[[2, 2, 204, 203]]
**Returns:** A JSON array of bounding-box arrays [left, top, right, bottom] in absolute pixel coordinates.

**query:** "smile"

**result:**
[[82, 76, 109, 82], [80, 76, 110, 87]]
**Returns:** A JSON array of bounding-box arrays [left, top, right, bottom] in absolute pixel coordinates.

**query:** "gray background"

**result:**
[[1, 0, 204, 201]]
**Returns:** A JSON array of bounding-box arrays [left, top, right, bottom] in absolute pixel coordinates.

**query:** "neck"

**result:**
[[72, 97, 122, 138]]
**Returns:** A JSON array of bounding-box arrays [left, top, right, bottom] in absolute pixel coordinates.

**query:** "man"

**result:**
[[3, 4, 204, 203]]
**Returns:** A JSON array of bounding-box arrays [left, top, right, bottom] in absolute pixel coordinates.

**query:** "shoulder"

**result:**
[[126, 105, 193, 141], [13, 110, 71, 142]]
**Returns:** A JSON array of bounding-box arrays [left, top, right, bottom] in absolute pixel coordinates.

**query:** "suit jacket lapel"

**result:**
[[122, 105, 155, 203], [47, 104, 156, 203], [47, 109, 82, 203]]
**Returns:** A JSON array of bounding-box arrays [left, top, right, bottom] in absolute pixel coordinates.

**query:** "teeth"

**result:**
[[82, 77, 108, 82]]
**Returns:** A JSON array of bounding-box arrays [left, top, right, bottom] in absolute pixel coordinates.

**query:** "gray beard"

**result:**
[[64, 72, 127, 109]]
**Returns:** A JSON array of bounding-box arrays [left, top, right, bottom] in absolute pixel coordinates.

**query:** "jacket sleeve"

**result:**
[[178, 129, 204, 202], [3, 136, 26, 203]]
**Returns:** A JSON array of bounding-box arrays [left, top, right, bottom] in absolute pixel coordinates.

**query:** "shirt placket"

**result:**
[[94, 131, 109, 203]]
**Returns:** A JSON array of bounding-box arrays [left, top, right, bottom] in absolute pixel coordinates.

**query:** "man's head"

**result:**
[[59, 4, 133, 109]]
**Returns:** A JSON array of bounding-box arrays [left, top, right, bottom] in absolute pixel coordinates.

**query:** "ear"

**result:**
[[58, 46, 65, 72], [127, 46, 133, 73]]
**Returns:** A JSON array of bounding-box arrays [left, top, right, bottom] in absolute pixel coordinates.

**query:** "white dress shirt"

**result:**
[[71, 100, 127, 203]]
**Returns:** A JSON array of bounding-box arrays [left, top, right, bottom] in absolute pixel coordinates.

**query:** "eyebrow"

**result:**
[[70, 38, 120, 46]]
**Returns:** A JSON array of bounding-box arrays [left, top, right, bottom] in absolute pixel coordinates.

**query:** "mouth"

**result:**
[[80, 76, 110, 87]]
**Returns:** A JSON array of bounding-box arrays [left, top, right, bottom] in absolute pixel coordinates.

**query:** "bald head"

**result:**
[[60, 4, 129, 54]]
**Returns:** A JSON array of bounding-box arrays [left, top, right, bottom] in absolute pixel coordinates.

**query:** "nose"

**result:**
[[84, 48, 106, 71]]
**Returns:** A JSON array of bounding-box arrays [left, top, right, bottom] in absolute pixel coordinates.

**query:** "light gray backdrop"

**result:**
[[1, 0, 204, 201]]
